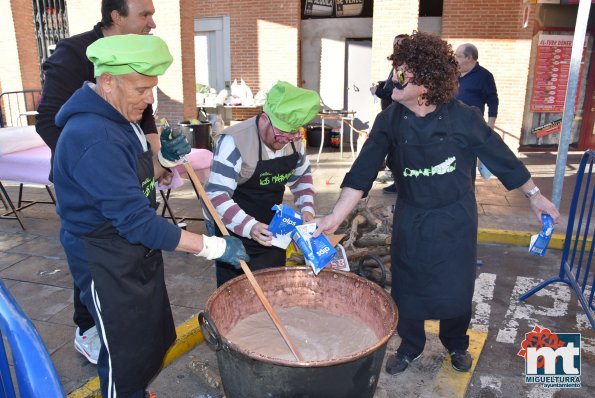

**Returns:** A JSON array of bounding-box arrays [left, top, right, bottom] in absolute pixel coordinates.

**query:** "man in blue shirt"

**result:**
[[455, 43, 499, 179], [54, 34, 248, 397]]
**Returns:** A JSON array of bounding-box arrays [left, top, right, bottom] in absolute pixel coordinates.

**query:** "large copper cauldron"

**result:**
[[198, 267, 398, 398]]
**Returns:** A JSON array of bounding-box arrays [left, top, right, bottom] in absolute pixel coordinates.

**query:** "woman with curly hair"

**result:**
[[315, 31, 559, 374]]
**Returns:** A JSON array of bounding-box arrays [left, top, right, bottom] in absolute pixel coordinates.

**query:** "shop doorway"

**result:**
[[345, 39, 372, 132]]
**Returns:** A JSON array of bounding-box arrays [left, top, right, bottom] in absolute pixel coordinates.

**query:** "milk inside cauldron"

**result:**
[[226, 306, 378, 362], [199, 267, 398, 398]]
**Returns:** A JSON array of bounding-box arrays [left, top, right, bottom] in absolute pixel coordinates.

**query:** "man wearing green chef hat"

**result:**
[[205, 81, 320, 286], [53, 34, 249, 398]]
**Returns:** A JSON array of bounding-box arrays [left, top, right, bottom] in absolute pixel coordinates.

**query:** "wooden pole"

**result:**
[[182, 162, 304, 362]]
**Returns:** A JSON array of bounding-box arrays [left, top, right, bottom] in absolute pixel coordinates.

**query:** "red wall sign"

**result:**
[[530, 34, 585, 113]]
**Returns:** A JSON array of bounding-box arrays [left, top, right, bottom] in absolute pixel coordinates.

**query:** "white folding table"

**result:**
[[316, 111, 356, 163]]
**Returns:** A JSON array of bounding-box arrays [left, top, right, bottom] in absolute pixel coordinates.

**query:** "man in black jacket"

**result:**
[[35, 0, 158, 365]]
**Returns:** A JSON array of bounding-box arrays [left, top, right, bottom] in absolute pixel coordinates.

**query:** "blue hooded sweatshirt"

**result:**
[[54, 83, 180, 262]]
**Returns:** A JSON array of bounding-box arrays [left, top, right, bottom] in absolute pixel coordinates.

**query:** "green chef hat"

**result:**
[[263, 81, 320, 132], [86, 34, 173, 77]]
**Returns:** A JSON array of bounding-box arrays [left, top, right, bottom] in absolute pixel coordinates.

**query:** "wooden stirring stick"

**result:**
[[181, 162, 304, 362]]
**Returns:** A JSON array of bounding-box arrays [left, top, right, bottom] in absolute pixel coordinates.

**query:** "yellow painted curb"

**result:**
[[67, 378, 101, 398], [478, 227, 566, 250], [66, 227, 579, 397], [425, 320, 488, 398], [67, 315, 204, 398], [163, 317, 204, 368]]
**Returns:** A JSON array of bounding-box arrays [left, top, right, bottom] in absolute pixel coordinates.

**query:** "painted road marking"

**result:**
[[577, 310, 595, 355], [527, 384, 559, 397], [426, 321, 487, 398], [69, 272, 590, 397], [479, 375, 502, 396], [496, 276, 571, 344], [471, 272, 496, 332]]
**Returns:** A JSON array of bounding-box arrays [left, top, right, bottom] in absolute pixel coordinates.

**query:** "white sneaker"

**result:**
[[74, 326, 100, 364]]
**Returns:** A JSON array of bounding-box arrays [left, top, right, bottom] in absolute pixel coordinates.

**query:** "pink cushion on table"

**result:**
[[157, 167, 183, 190], [0, 145, 51, 185], [157, 149, 212, 190], [174, 148, 213, 175]]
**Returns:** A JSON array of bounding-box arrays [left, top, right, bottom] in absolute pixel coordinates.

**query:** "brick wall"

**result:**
[[231, 106, 263, 121], [153, 0, 196, 124], [1, 0, 41, 93], [0, 1, 18, 96], [442, 0, 537, 150], [371, 0, 419, 83], [0, 0, 41, 124], [12, 0, 41, 91], [194, 0, 301, 93], [369, 0, 419, 124], [1, 0, 544, 148]]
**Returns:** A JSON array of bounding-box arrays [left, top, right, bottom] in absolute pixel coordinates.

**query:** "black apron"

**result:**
[[83, 150, 176, 395], [216, 118, 299, 284], [391, 105, 478, 320]]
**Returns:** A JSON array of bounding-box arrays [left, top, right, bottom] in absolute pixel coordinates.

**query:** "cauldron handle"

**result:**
[[355, 254, 386, 288], [198, 311, 223, 351]]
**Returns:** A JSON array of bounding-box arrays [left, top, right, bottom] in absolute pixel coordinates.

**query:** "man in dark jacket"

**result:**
[[53, 34, 248, 397], [455, 43, 499, 180], [35, 0, 159, 365]]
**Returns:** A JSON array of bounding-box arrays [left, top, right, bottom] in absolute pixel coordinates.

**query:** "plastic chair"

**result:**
[[0, 280, 64, 397], [0, 90, 42, 128]]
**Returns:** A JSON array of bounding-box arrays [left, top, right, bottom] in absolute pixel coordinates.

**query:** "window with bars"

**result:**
[[32, 0, 69, 80]]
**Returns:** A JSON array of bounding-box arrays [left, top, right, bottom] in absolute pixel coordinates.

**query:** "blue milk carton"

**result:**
[[529, 214, 554, 256], [291, 223, 337, 275], [267, 204, 303, 249]]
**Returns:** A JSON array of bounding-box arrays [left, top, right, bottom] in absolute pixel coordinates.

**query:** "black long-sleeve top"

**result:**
[[36, 23, 156, 180], [342, 100, 530, 206]]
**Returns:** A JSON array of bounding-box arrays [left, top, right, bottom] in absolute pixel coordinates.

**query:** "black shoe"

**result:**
[[450, 350, 472, 372], [383, 183, 397, 194], [385, 351, 421, 374]]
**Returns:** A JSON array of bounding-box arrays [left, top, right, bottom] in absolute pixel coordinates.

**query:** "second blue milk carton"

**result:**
[[267, 204, 303, 249], [529, 214, 554, 256], [291, 223, 337, 275]]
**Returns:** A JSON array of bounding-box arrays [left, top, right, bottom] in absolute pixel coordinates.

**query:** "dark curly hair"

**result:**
[[389, 31, 459, 106]]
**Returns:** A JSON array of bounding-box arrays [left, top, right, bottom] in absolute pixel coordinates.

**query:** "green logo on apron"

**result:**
[[259, 170, 294, 186], [403, 156, 456, 178], [141, 177, 156, 198]]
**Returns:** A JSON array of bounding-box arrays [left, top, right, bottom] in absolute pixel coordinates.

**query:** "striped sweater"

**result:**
[[205, 117, 315, 238]]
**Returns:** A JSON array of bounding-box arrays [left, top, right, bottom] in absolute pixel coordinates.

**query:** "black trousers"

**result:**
[[73, 282, 95, 332], [216, 244, 286, 287], [396, 311, 472, 356]]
